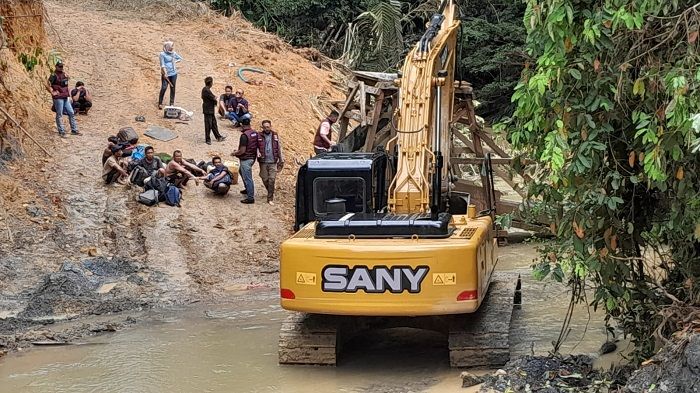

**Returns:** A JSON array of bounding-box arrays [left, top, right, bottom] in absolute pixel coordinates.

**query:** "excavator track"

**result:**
[[278, 313, 344, 365], [278, 272, 521, 367], [448, 272, 521, 367]]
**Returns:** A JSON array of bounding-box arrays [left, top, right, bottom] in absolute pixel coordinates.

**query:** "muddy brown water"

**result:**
[[0, 244, 625, 392]]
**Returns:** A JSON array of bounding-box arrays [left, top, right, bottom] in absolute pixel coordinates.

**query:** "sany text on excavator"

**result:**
[[278, 0, 521, 367]]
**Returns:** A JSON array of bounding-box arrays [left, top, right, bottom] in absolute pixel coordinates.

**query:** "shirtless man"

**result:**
[[162, 149, 206, 188]]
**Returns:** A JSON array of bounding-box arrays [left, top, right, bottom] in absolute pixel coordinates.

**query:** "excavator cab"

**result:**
[[293, 152, 389, 231]]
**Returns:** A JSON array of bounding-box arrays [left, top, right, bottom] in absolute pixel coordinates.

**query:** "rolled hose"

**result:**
[[237, 66, 267, 83]]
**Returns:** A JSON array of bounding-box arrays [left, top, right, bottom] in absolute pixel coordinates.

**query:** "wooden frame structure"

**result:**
[[333, 71, 525, 218]]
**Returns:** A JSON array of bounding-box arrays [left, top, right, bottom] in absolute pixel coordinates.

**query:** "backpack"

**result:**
[[164, 185, 181, 207], [130, 166, 149, 187], [145, 176, 169, 199], [137, 189, 159, 206], [117, 127, 138, 142], [130, 145, 147, 161]]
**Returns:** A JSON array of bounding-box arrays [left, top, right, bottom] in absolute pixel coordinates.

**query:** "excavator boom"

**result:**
[[389, 0, 459, 214]]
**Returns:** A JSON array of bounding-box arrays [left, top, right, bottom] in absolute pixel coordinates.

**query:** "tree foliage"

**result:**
[[210, 0, 526, 120], [459, 0, 527, 120], [508, 0, 700, 361]]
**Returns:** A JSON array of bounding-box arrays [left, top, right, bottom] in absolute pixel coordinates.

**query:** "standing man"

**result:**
[[70, 81, 92, 115], [201, 76, 226, 145], [218, 85, 235, 118], [158, 40, 182, 109], [47, 62, 80, 138], [232, 118, 259, 204], [257, 120, 284, 205], [313, 110, 338, 154]]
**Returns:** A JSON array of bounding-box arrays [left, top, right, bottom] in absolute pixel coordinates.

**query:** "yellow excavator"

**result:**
[[278, 0, 520, 367]]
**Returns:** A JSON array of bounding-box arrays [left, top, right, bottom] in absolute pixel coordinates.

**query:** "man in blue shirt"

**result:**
[[226, 88, 252, 126], [204, 156, 232, 195]]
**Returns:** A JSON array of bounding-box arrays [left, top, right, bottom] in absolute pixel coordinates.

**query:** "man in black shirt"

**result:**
[[136, 146, 165, 176], [70, 81, 92, 114], [218, 85, 235, 118], [201, 76, 226, 145]]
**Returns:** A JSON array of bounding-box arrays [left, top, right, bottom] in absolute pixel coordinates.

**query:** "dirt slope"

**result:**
[[1, 0, 338, 350]]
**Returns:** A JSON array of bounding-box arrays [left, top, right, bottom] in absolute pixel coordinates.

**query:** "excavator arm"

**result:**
[[388, 0, 460, 214]]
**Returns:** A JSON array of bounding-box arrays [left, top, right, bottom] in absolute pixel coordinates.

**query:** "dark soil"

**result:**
[[625, 333, 700, 393], [0, 256, 155, 356], [479, 355, 629, 393]]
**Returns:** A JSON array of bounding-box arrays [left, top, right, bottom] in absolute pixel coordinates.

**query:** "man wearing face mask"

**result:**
[[47, 62, 80, 137]]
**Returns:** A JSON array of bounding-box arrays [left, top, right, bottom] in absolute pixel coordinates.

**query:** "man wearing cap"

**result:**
[[102, 146, 128, 185], [47, 62, 80, 137], [232, 118, 259, 204]]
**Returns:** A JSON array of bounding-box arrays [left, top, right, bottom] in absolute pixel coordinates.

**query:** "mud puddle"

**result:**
[[0, 245, 624, 392]]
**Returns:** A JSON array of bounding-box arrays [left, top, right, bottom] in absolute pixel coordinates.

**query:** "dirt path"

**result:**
[[1, 0, 338, 355], [39, 0, 337, 296]]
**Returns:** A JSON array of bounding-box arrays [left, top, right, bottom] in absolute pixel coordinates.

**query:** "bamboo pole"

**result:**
[[0, 106, 52, 157]]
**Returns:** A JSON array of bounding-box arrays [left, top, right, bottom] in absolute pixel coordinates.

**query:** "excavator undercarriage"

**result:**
[[279, 272, 521, 367]]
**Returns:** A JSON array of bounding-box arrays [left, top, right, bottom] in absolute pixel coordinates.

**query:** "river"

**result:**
[[0, 244, 624, 392]]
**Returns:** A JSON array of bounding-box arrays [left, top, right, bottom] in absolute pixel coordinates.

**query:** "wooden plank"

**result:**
[[363, 91, 384, 151], [337, 84, 359, 141], [451, 157, 513, 165], [347, 80, 382, 95], [451, 127, 475, 150], [338, 118, 349, 141], [343, 110, 363, 123], [359, 81, 367, 127], [474, 128, 510, 158]]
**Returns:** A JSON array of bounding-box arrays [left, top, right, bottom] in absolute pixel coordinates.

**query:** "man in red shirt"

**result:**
[[47, 62, 80, 137], [313, 111, 338, 154]]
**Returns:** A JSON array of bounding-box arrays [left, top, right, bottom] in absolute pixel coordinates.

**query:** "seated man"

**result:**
[[203, 156, 232, 195], [225, 88, 252, 126], [102, 145, 128, 185], [218, 85, 235, 118], [162, 149, 206, 188], [135, 146, 165, 177], [70, 81, 92, 114], [102, 136, 120, 165]]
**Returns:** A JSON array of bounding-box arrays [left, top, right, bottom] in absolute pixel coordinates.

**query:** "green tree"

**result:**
[[459, 0, 527, 120], [508, 0, 700, 361]]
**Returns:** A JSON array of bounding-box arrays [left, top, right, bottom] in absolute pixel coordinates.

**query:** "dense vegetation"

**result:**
[[508, 0, 700, 361], [210, 0, 526, 120]]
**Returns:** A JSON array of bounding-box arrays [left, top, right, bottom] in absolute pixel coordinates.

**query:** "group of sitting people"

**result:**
[[101, 128, 236, 205], [217, 85, 252, 126]]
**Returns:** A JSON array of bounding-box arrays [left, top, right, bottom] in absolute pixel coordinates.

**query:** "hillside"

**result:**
[[0, 0, 340, 352]]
